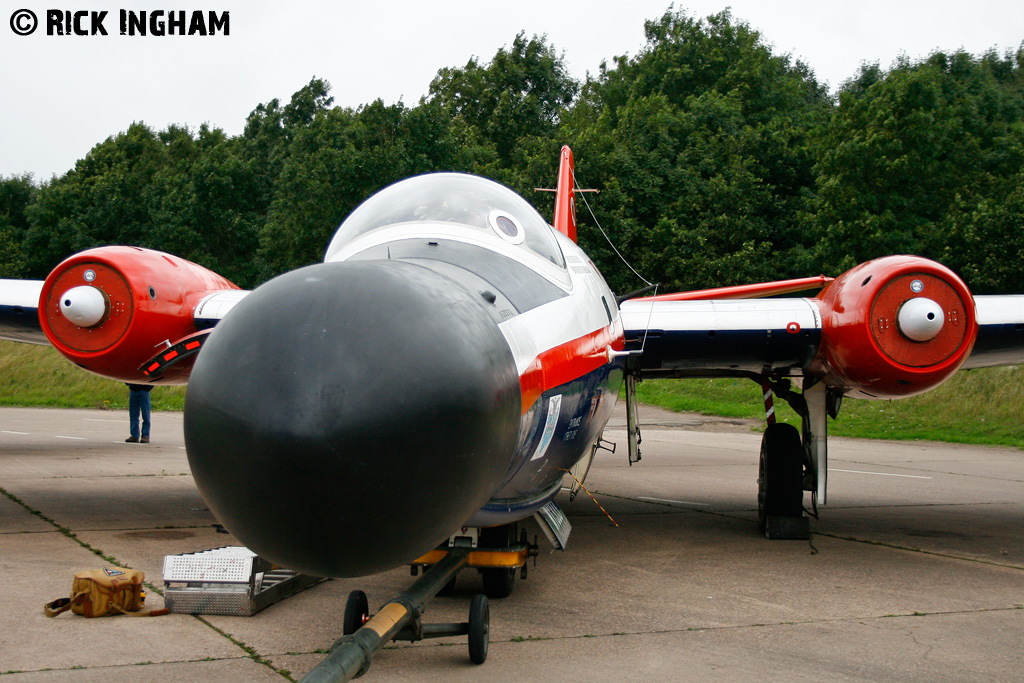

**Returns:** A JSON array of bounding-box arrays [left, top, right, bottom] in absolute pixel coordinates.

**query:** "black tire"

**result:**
[[343, 590, 368, 635], [479, 524, 516, 599], [758, 422, 804, 533], [468, 594, 489, 665], [482, 566, 515, 599]]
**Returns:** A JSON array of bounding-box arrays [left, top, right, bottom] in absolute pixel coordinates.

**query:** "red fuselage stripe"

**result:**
[[518, 321, 624, 412]]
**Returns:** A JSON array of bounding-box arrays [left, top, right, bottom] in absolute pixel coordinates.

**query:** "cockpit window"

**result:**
[[325, 173, 566, 268], [491, 211, 522, 242]]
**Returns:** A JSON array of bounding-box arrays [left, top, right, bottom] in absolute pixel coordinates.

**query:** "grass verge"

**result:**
[[0, 341, 186, 410], [635, 365, 1024, 448], [3, 341, 1022, 448]]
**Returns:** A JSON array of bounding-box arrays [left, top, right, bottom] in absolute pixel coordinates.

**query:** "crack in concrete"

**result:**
[[0, 484, 296, 681]]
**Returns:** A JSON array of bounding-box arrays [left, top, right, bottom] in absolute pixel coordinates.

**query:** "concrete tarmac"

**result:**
[[1, 405, 1022, 681]]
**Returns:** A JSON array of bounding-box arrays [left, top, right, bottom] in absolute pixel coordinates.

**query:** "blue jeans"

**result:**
[[129, 389, 151, 439]]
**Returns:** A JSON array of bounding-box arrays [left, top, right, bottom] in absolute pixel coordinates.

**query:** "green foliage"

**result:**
[[0, 174, 36, 277], [257, 94, 485, 275], [21, 122, 266, 287], [0, 220, 23, 278], [3, 11, 1023, 297], [23, 123, 163, 277], [806, 49, 1024, 290], [427, 32, 577, 166], [947, 176, 1024, 292], [562, 9, 829, 294]]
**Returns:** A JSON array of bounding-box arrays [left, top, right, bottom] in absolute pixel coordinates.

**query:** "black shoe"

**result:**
[[140, 436, 150, 444], [125, 436, 138, 443]]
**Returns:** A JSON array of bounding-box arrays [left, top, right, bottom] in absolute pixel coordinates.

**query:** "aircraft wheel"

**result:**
[[343, 590, 368, 635], [480, 524, 516, 599], [758, 423, 804, 533], [482, 566, 515, 599], [468, 594, 489, 664]]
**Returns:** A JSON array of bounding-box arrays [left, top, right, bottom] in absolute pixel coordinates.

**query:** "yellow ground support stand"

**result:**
[[412, 547, 532, 570]]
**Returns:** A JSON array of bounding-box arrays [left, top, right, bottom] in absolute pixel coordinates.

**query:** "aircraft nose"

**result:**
[[183, 260, 521, 577]]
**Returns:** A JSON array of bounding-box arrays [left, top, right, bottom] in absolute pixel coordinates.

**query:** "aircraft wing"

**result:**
[[618, 264, 1024, 525], [620, 292, 1024, 379], [619, 297, 823, 379], [962, 295, 1024, 368], [0, 279, 47, 344], [192, 289, 250, 330]]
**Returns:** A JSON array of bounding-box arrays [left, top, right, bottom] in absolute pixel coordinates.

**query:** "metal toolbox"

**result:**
[[162, 546, 322, 616]]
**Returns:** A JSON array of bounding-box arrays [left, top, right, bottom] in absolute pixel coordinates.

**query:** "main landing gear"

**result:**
[[624, 364, 835, 541], [757, 378, 838, 539], [758, 422, 808, 538]]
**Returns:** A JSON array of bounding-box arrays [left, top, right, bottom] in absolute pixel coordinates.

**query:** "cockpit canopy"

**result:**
[[324, 173, 566, 269]]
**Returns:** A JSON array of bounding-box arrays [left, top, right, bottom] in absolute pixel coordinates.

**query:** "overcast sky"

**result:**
[[1, 0, 1021, 180]]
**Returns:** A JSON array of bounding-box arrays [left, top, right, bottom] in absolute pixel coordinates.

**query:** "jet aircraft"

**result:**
[[2, 145, 1024, 583]]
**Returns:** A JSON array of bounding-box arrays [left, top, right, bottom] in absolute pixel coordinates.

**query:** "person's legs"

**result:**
[[128, 390, 140, 441], [140, 391, 151, 441]]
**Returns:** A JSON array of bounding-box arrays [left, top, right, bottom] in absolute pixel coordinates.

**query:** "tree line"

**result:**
[[2, 9, 1022, 296]]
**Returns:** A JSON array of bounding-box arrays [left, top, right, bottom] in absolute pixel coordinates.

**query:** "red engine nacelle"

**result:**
[[38, 246, 238, 384], [815, 255, 977, 399]]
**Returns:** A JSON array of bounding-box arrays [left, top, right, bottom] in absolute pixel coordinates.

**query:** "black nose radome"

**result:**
[[184, 260, 521, 577]]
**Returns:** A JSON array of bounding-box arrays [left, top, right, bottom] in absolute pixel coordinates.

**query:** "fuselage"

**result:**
[[183, 172, 625, 577], [324, 173, 626, 527]]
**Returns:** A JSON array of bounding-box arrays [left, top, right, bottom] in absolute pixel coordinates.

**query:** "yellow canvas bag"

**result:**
[[44, 568, 166, 618]]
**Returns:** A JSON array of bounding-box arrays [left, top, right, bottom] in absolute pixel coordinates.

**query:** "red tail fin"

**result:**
[[553, 145, 577, 243]]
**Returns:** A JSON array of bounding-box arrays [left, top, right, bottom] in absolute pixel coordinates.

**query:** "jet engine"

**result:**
[[815, 255, 978, 399], [38, 246, 238, 383]]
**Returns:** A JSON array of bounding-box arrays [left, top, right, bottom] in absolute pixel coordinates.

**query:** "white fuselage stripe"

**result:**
[[499, 235, 619, 375]]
